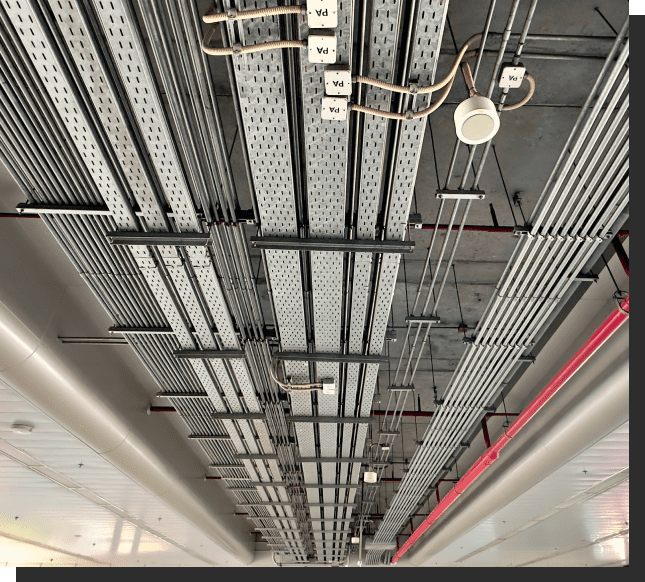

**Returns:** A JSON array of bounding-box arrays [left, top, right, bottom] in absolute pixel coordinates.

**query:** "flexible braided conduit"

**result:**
[[355, 33, 483, 95], [502, 72, 536, 110], [203, 5, 304, 23], [351, 75, 456, 120], [202, 39, 305, 56]]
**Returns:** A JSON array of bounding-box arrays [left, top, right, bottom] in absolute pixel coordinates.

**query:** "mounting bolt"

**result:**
[[513, 191, 524, 207]]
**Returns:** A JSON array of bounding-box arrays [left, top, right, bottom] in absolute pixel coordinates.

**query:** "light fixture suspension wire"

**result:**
[[443, 0, 497, 189], [460, 0, 525, 191]]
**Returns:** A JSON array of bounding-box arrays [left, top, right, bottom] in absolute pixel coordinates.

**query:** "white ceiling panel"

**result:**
[[425, 421, 628, 566]]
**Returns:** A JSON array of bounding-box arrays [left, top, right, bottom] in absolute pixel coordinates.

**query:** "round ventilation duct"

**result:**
[[454, 96, 500, 145]]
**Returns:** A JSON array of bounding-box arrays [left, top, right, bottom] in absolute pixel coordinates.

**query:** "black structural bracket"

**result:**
[[300, 484, 360, 489], [106, 231, 211, 246], [157, 391, 210, 398], [275, 352, 389, 365], [287, 416, 377, 424], [298, 457, 365, 463], [211, 413, 266, 421], [249, 236, 414, 254], [109, 326, 174, 334], [574, 273, 600, 283], [173, 349, 246, 359]]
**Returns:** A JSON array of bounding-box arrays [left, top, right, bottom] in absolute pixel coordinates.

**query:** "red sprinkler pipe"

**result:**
[[391, 296, 629, 564]]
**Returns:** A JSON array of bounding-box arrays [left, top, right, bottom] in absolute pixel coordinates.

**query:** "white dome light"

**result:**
[[363, 470, 378, 483], [454, 96, 500, 145]]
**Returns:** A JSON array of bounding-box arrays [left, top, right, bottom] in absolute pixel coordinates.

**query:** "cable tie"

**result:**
[[408, 83, 419, 94], [232, 43, 243, 54], [405, 110, 414, 120]]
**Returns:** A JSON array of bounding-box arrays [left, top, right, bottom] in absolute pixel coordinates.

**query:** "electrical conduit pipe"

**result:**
[[391, 296, 629, 564]]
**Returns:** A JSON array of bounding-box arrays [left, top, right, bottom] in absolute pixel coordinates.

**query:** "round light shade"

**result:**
[[363, 470, 378, 483], [454, 96, 500, 145]]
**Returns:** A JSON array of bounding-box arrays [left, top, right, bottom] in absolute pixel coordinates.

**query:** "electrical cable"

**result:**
[[350, 73, 456, 120], [202, 39, 306, 56], [355, 33, 483, 95], [351, 37, 535, 121], [203, 5, 305, 24], [269, 354, 323, 392], [501, 72, 536, 110]]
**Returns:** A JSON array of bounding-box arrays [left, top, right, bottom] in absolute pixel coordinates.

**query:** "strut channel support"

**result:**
[[405, 316, 441, 324], [436, 189, 486, 200], [298, 457, 366, 463], [211, 413, 266, 421], [288, 417, 378, 424], [157, 392, 210, 398], [106, 232, 211, 246], [275, 352, 389, 365], [173, 350, 246, 359], [15, 203, 112, 215], [249, 237, 415, 253], [110, 327, 174, 335]]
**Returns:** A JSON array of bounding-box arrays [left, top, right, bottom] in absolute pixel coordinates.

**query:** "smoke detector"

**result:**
[[454, 96, 500, 145], [364, 470, 377, 483]]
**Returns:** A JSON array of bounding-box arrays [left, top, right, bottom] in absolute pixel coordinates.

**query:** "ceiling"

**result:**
[[0, 0, 629, 567]]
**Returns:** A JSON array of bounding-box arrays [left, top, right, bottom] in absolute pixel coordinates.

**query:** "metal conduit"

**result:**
[[366, 18, 629, 563], [360, 4, 532, 554], [0, 0, 312, 558]]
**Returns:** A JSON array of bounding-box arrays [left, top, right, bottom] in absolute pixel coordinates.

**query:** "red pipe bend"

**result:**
[[391, 296, 629, 564]]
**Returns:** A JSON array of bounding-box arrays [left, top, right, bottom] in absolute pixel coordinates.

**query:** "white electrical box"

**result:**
[[321, 96, 348, 121], [307, 0, 338, 28], [321, 377, 336, 395], [499, 63, 526, 88], [324, 66, 352, 96], [308, 33, 337, 63]]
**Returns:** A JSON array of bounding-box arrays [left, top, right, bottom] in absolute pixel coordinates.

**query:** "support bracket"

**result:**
[[250, 236, 414, 253]]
